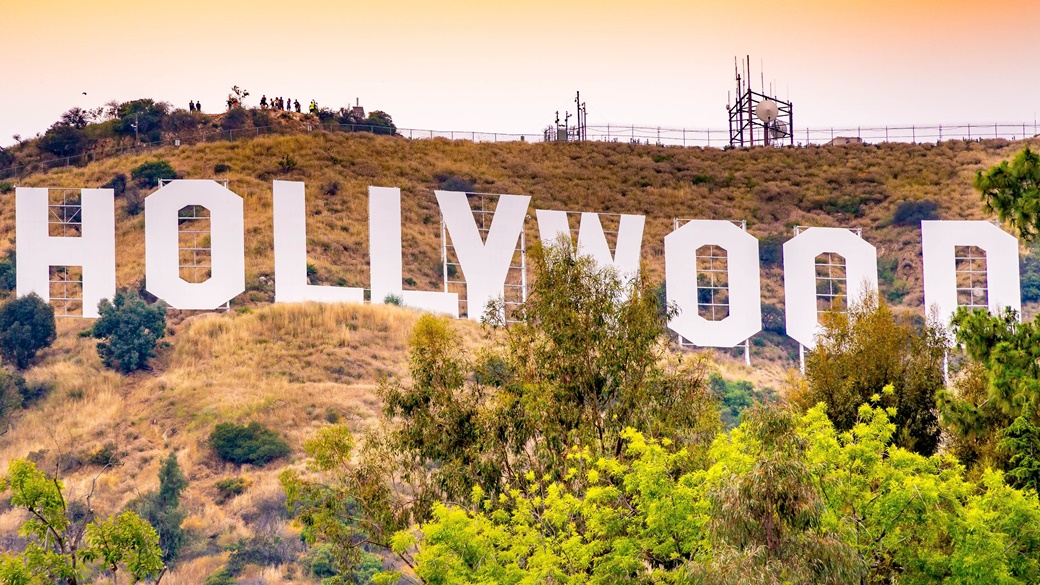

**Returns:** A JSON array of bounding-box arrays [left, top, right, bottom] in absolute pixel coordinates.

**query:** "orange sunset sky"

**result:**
[[1, 0, 1038, 145]]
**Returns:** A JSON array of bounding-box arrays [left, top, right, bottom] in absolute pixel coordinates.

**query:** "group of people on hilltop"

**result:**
[[188, 100, 203, 113], [260, 95, 301, 113]]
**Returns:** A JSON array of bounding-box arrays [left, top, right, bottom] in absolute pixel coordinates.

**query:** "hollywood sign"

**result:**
[[14, 180, 1021, 350]]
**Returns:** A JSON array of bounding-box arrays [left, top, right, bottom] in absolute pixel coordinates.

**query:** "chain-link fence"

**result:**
[[4, 119, 1039, 179]]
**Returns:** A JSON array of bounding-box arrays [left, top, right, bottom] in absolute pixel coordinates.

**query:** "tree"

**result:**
[[949, 307, 1040, 492], [130, 453, 188, 564], [389, 403, 1040, 585], [115, 99, 169, 143], [91, 290, 167, 373], [796, 292, 948, 455], [38, 123, 87, 158], [284, 241, 720, 575], [0, 293, 57, 369], [975, 146, 1040, 241], [0, 458, 164, 585]]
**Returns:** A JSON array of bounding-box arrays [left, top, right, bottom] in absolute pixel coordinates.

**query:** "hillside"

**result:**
[[1, 132, 1038, 582]]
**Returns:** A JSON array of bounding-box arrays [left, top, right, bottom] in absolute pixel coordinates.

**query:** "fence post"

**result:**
[[912, 125, 915, 143], [939, 124, 942, 141], [967, 123, 971, 140]]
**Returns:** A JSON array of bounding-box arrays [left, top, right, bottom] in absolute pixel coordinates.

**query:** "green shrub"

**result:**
[[86, 442, 120, 466], [277, 154, 298, 173], [130, 160, 177, 188], [214, 476, 247, 503], [892, 199, 939, 226], [221, 107, 250, 131], [0, 181, 13, 194], [0, 293, 56, 369], [436, 174, 475, 192], [213, 163, 231, 174], [226, 533, 294, 575], [0, 250, 16, 292], [204, 568, 235, 585], [0, 370, 30, 418], [91, 290, 167, 373], [101, 173, 127, 196], [383, 293, 402, 306], [209, 422, 290, 466]]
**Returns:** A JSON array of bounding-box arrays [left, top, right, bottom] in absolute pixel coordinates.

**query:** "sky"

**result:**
[[2, 0, 1038, 146]]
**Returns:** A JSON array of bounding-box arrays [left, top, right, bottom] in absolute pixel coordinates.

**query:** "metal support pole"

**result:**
[[519, 228, 528, 302], [799, 344, 805, 374], [441, 220, 449, 293]]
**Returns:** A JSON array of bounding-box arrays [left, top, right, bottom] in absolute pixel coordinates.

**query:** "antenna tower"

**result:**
[[727, 56, 794, 147]]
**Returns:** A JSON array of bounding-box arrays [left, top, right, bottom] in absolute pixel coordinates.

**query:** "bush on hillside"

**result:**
[[116, 99, 168, 143], [214, 476, 247, 503], [0, 250, 16, 292], [38, 123, 87, 158], [162, 109, 199, 132], [130, 160, 177, 188], [209, 422, 290, 466], [892, 199, 939, 226], [221, 107, 250, 131], [0, 293, 56, 369], [101, 173, 127, 196], [91, 290, 167, 373], [0, 370, 51, 420]]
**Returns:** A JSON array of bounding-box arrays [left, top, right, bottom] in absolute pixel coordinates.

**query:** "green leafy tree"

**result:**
[[116, 99, 168, 143], [0, 293, 57, 369], [389, 402, 1040, 585], [0, 458, 164, 584], [975, 146, 1040, 241], [38, 123, 87, 158], [949, 307, 1040, 492], [130, 453, 188, 564], [797, 292, 948, 455], [284, 241, 720, 576], [91, 290, 167, 373]]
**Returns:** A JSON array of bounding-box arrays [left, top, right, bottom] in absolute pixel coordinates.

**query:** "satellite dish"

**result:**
[[756, 99, 779, 123], [769, 118, 788, 140]]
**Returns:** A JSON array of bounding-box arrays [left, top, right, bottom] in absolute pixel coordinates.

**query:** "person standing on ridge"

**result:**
[[260, 95, 268, 109], [294, 99, 300, 113], [195, 101, 202, 113], [189, 100, 195, 112]]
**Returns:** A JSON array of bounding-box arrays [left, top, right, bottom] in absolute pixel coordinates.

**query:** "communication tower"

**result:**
[[544, 91, 587, 142], [728, 56, 793, 147]]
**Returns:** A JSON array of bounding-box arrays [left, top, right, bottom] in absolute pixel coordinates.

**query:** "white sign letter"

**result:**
[[922, 220, 1020, 324], [146, 180, 245, 309], [783, 227, 878, 349], [273, 180, 363, 304], [664, 220, 761, 347], [16, 187, 115, 318], [369, 186, 458, 316], [436, 191, 529, 320], [535, 210, 645, 278]]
